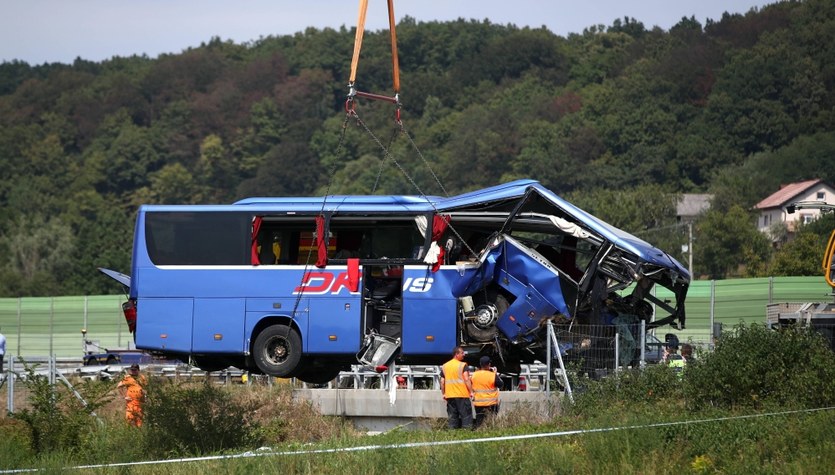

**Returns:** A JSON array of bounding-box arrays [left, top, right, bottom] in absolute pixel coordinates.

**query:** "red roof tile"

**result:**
[[755, 179, 822, 209]]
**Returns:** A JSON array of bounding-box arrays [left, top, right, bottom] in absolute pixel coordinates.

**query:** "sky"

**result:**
[[2, 0, 777, 65]]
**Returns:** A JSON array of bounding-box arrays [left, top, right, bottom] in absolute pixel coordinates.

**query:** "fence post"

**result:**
[[83, 295, 88, 332], [546, 321, 552, 414], [6, 354, 14, 413], [49, 354, 56, 386], [614, 331, 620, 370], [49, 297, 54, 357], [709, 280, 716, 348], [639, 319, 646, 369], [768, 276, 773, 304], [16, 297, 21, 356]]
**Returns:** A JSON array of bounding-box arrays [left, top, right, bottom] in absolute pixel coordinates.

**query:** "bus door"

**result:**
[[327, 217, 426, 366]]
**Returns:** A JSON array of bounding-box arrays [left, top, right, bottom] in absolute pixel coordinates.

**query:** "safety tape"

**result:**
[[2, 406, 833, 474]]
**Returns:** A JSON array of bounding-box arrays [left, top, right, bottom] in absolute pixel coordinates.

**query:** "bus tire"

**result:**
[[253, 325, 302, 377]]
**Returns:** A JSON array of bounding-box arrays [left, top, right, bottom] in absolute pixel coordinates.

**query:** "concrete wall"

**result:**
[[294, 388, 560, 431]]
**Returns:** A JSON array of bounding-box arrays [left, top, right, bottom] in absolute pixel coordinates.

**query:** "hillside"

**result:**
[[1, 0, 834, 295]]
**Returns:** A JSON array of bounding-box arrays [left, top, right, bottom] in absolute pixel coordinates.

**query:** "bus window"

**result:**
[[145, 212, 250, 265], [365, 224, 423, 259], [330, 218, 425, 262], [257, 217, 322, 265]]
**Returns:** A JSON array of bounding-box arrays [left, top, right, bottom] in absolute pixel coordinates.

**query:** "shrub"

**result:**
[[11, 363, 113, 455], [0, 417, 34, 468], [142, 379, 262, 456], [242, 383, 353, 444], [684, 323, 835, 410], [565, 364, 686, 419]]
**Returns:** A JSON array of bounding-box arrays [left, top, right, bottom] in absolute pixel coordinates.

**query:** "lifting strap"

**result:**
[[348, 0, 368, 86], [348, 0, 401, 106], [387, 0, 400, 95]]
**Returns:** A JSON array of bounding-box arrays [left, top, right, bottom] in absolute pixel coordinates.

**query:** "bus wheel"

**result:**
[[253, 325, 302, 377]]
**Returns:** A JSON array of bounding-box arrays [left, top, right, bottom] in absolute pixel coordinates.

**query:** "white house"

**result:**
[[754, 179, 835, 236]]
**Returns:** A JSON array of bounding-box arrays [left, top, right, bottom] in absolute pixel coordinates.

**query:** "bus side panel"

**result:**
[[401, 298, 456, 354], [307, 298, 361, 353], [192, 298, 246, 353], [136, 298, 194, 352], [244, 298, 309, 352]]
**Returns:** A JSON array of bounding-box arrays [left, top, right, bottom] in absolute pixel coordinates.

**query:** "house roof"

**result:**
[[755, 179, 823, 209], [677, 194, 712, 218]]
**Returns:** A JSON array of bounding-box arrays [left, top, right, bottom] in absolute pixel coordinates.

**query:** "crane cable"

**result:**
[[345, 0, 461, 245]]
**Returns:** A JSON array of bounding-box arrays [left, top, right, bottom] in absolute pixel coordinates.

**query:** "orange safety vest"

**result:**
[[442, 359, 470, 398], [472, 370, 499, 407]]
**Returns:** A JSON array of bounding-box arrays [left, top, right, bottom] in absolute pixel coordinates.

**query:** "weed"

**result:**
[[142, 378, 262, 456], [11, 362, 113, 455]]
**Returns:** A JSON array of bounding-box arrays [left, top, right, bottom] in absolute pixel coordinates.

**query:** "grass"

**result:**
[[2, 324, 835, 473], [6, 409, 831, 474]]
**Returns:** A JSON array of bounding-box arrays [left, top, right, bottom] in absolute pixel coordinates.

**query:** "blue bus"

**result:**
[[100, 180, 690, 383]]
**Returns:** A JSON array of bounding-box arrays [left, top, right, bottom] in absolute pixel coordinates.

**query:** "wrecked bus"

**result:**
[[99, 179, 689, 383]]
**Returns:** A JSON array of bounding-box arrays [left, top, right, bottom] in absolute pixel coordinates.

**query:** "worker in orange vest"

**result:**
[[472, 355, 503, 428], [440, 346, 473, 429], [117, 364, 147, 427]]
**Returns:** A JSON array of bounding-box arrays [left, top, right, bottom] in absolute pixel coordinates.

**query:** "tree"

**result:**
[[771, 231, 827, 276], [0, 214, 75, 295], [695, 205, 771, 279], [770, 217, 834, 276]]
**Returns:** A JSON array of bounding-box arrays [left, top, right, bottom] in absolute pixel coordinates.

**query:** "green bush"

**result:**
[[684, 323, 835, 409], [142, 379, 263, 456], [0, 417, 34, 469], [566, 364, 685, 419], [11, 363, 113, 455]]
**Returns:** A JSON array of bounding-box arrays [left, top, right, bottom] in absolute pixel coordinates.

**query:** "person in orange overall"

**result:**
[[440, 346, 473, 429], [472, 355, 503, 428], [117, 364, 147, 427]]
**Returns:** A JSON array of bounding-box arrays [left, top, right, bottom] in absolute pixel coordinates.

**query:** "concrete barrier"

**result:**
[[293, 388, 561, 432]]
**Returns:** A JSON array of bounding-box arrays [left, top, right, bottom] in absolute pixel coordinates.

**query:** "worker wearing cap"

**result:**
[[472, 355, 503, 428], [117, 364, 147, 427], [440, 346, 473, 429]]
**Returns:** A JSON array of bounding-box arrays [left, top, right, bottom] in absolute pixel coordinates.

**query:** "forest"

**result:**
[[0, 0, 834, 296]]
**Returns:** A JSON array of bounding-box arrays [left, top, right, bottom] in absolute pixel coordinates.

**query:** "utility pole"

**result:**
[[681, 221, 694, 278], [688, 221, 693, 278]]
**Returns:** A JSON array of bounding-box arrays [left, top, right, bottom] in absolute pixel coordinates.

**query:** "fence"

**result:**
[[0, 295, 130, 359], [0, 277, 830, 360]]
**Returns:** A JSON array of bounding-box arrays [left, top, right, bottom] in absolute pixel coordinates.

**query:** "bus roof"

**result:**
[[137, 179, 687, 278]]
